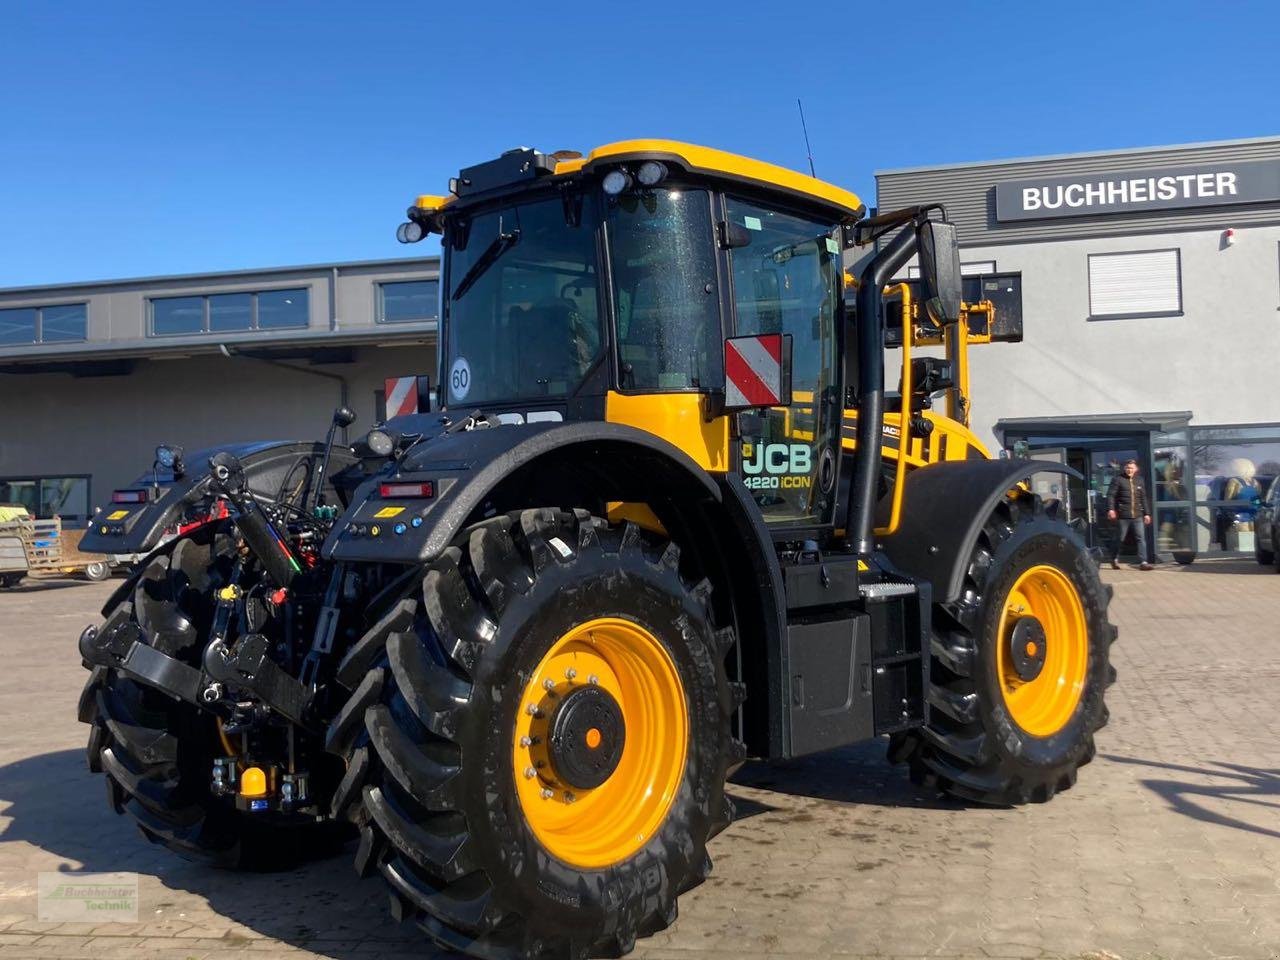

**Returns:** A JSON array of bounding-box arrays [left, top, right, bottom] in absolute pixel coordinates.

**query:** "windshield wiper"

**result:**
[[452, 227, 521, 302]]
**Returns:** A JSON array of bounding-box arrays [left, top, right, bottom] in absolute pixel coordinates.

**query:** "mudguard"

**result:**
[[323, 421, 722, 564], [879, 458, 1080, 603], [81, 440, 358, 556]]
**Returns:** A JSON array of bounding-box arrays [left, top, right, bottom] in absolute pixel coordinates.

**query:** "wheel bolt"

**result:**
[[526, 704, 540, 716], [543, 679, 556, 692], [541, 788, 554, 800], [564, 791, 576, 804], [524, 767, 537, 779], [588, 674, 599, 685], [564, 668, 577, 680], [520, 736, 532, 747]]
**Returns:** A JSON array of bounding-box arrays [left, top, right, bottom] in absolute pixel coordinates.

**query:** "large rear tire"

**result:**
[[890, 492, 1116, 805], [78, 528, 349, 868], [329, 508, 740, 959]]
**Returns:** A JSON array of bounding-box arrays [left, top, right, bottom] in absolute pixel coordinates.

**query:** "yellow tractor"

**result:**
[[78, 139, 1114, 959]]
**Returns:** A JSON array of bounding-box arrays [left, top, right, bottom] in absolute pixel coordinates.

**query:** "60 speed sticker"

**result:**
[[449, 356, 472, 401]]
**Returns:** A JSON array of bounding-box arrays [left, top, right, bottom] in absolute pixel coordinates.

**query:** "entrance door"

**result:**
[[725, 197, 842, 529], [1088, 448, 1140, 559]]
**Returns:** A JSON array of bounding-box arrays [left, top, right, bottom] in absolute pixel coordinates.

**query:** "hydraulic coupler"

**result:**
[[208, 451, 302, 588]]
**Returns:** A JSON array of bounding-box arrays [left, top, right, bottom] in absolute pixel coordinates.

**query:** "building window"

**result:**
[[377, 280, 439, 323], [1088, 249, 1182, 319], [149, 288, 309, 336], [908, 260, 996, 279], [0, 303, 87, 345], [0, 475, 91, 526]]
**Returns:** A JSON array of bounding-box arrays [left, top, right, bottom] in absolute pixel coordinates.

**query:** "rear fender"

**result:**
[[81, 440, 357, 556], [879, 458, 1080, 603]]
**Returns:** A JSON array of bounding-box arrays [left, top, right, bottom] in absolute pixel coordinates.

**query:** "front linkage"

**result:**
[[80, 450, 381, 821]]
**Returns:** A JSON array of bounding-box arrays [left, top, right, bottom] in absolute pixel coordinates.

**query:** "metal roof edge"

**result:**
[[874, 135, 1280, 179], [0, 255, 442, 298]]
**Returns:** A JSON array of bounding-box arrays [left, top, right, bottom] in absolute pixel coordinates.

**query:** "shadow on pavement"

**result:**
[[1104, 753, 1280, 840], [1165, 558, 1278, 576], [0, 748, 438, 959], [732, 738, 962, 812], [1, 577, 101, 593]]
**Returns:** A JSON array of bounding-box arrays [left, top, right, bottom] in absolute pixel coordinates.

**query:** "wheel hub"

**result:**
[[548, 685, 626, 789], [1009, 616, 1048, 682]]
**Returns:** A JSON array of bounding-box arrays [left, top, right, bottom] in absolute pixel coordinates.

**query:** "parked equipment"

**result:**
[[0, 506, 111, 584], [77, 140, 1115, 959]]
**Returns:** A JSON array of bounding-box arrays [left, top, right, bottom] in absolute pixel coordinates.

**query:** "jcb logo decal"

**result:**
[[742, 443, 813, 490]]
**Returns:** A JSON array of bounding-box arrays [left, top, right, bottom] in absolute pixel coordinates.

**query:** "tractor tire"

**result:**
[[79, 527, 348, 868], [329, 508, 740, 959], [889, 491, 1116, 806]]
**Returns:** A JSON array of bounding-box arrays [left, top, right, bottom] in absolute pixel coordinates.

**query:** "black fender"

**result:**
[[323, 421, 723, 564], [81, 440, 357, 556], [879, 458, 1081, 603]]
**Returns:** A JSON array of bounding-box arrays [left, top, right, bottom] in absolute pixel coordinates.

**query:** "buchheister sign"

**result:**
[[994, 159, 1280, 222]]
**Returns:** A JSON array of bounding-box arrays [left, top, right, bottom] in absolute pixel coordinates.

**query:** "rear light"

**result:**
[[111, 490, 149, 503], [380, 481, 435, 499]]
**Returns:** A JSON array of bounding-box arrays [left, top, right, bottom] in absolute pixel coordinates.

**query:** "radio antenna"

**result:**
[[797, 98, 817, 178]]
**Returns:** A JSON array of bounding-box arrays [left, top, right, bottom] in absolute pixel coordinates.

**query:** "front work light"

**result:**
[[396, 221, 425, 244], [366, 429, 396, 457], [602, 169, 633, 196], [636, 161, 668, 187]]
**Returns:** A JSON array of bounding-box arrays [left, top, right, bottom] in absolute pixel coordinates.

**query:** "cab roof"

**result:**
[[415, 139, 866, 220]]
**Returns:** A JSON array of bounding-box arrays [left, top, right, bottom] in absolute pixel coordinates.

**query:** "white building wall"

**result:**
[[955, 223, 1280, 447]]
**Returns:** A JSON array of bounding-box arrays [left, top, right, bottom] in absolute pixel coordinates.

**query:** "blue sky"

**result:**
[[2, 1, 1277, 287]]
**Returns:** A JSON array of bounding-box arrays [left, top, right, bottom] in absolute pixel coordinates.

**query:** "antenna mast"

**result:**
[[797, 98, 816, 178]]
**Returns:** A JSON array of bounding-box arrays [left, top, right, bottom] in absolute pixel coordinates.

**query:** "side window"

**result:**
[[726, 199, 841, 524], [606, 189, 722, 391]]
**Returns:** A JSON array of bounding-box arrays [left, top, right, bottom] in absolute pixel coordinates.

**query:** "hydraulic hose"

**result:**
[[208, 451, 301, 588], [846, 226, 919, 555]]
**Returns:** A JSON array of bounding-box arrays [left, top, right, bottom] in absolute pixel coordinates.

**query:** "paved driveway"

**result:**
[[1, 560, 1278, 959]]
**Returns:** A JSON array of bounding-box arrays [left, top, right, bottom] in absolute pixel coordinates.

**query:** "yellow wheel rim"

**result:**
[[512, 617, 688, 869], [996, 564, 1088, 737]]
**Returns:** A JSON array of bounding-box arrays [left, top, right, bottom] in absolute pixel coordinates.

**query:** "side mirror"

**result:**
[[332, 406, 357, 428], [917, 219, 962, 325], [723, 333, 792, 411]]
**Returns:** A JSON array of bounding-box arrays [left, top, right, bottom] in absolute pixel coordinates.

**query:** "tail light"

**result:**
[[380, 481, 435, 499], [111, 489, 150, 503]]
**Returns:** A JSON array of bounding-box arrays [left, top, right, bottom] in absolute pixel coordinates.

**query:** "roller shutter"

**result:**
[[1088, 249, 1182, 317]]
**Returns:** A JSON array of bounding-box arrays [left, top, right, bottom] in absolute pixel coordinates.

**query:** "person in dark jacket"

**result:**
[[1107, 458, 1153, 570]]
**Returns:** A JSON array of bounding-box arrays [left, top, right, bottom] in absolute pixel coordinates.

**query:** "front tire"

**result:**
[[330, 508, 739, 959], [890, 492, 1116, 805]]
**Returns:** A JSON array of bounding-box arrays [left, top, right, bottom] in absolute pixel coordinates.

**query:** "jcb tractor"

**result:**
[[77, 140, 1115, 959]]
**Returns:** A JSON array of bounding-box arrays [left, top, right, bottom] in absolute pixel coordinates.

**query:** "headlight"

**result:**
[[396, 221, 425, 244], [602, 169, 633, 196], [366, 429, 396, 457]]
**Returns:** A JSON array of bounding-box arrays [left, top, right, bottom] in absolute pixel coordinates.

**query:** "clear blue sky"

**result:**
[[2, 1, 1277, 287]]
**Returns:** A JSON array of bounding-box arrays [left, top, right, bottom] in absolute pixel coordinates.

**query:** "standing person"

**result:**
[[1107, 458, 1153, 570]]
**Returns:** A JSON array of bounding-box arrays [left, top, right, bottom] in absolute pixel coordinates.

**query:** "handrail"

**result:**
[[875, 283, 912, 537]]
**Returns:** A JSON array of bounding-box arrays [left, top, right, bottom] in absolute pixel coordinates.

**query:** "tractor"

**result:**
[[77, 139, 1115, 959]]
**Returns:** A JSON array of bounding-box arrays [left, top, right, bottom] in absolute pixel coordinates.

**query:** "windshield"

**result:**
[[442, 195, 601, 406]]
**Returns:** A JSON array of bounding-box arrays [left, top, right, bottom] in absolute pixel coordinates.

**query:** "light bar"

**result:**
[[111, 490, 149, 503], [380, 481, 435, 499]]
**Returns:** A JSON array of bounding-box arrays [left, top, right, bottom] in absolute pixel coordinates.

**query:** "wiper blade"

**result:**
[[452, 228, 520, 302]]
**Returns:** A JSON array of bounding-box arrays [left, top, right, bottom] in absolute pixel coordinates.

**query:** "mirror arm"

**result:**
[[845, 226, 918, 555]]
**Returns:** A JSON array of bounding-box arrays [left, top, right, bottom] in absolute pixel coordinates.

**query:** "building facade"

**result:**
[[0, 257, 440, 526], [876, 135, 1280, 561]]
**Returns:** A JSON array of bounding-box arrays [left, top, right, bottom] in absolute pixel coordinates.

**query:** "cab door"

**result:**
[[724, 197, 843, 530]]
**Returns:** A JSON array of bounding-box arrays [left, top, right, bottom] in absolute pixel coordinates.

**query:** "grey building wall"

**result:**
[[0, 257, 442, 518], [875, 137, 1280, 448], [878, 136, 1280, 246]]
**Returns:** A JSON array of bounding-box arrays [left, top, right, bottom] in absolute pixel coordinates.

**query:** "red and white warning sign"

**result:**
[[384, 376, 421, 418], [724, 333, 785, 408]]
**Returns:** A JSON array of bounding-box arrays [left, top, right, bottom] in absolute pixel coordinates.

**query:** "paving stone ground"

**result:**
[[1, 559, 1278, 959]]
